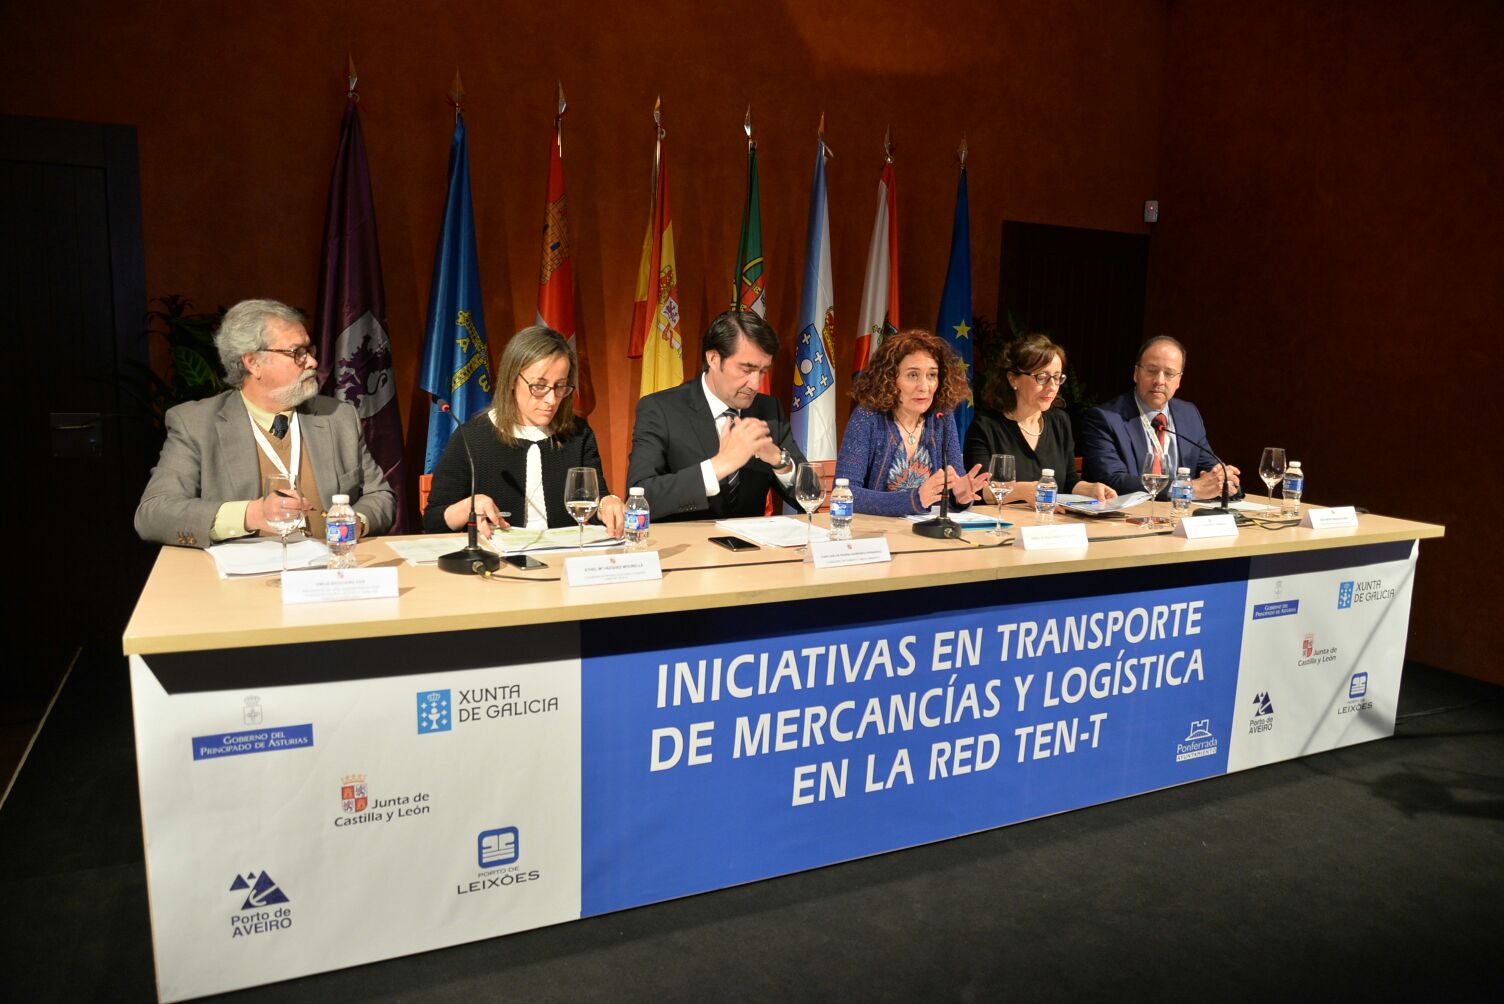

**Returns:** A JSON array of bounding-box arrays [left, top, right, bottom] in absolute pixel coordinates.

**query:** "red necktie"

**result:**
[[1151, 413, 1168, 475]]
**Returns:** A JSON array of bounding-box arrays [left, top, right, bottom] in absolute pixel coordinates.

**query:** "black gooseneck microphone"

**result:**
[[1158, 425, 1245, 519], [913, 412, 962, 540], [434, 400, 502, 575]]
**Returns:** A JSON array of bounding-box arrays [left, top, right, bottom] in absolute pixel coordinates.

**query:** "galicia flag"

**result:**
[[419, 112, 493, 473], [792, 132, 837, 463]]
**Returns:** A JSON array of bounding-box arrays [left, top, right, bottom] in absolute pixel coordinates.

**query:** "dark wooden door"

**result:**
[[1, 115, 149, 681], [993, 221, 1150, 418]]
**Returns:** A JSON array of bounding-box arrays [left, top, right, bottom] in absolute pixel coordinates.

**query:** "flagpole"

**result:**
[[450, 69, 464, 122], [555, 81, 566, 156], [346, 53, 358, 103]]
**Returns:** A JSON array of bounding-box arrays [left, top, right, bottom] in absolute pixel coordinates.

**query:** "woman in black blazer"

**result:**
[[422, 326, 625, 537]]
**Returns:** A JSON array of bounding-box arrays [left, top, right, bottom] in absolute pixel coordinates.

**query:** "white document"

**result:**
[[486, 525, 617, 554], [714, 516, 830, 548], [385, 536, 468, 565], [207, 538, 329, 578], [904, 507, 1011, 528], [1061, 491, 1150, 514]]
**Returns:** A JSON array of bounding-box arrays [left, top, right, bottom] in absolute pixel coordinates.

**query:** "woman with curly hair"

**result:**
[[835, 329, 989, 516], [964, 333, 1116, 503]]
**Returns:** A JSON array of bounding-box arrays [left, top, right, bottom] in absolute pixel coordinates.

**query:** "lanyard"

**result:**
[[249, 412, 301, 488]]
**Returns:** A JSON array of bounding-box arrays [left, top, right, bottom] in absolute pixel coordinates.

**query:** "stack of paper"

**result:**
[[714, 516, 829, 548]]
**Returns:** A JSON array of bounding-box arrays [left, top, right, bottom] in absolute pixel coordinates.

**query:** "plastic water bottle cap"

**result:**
[[629, 487, 645, 496], [1289, 462, 1301, 469], [835, 478, 849, 487], [1041, 468, 1054, 476], [332, 494, 350, 504]]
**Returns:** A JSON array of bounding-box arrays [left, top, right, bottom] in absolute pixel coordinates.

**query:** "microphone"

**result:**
[[433, 399, 502, 575], [1159, 425, 1246, 519], [913, 412, 962, 540]]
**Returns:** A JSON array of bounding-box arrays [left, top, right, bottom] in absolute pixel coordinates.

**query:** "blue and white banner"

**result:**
[[129, 542, 1418, 999]]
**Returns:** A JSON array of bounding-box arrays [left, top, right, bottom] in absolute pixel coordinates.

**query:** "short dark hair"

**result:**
[[1136, 334, 1186, 366], [702, 309, 779, 370]]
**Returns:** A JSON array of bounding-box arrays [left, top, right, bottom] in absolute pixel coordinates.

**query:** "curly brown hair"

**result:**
[[850, 328, 970, 415]]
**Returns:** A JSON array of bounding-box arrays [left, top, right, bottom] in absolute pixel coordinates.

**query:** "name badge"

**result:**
[[1016, 523, 1089, 551], [1301, 506, 1359, 529], [808, 537, 892, 568], [564, 550, 662, 587], [281, 567, 399, 604], [1173, 514, 1239, 539]]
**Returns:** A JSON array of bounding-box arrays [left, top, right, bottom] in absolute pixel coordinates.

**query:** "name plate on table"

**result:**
[[565, 551, 662, 587], [1302, 506, 1359, 529], [281, 567, 399, 605], [1016, 523, 1089, 551], [1174, 513, 1239, 539], [807, 537, 892, 568]]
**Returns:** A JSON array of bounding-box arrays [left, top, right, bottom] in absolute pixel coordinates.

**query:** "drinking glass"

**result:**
[[1259, 447, 1286, 507], [987, 454, 1016, 539], [563, 467, 600, 551], [263, 475, 301, 578], [794, 463, 826, 547], [1132, 440, 1171, 526]]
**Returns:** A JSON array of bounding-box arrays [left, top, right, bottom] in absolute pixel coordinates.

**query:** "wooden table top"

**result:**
[[122, 500, 1444, 655]]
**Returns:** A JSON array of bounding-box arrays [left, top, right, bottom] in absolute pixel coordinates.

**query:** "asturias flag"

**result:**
[[419, 111, 493, 472], [937, 164, 974, 441], [854, 157, 899, 377], [792, 133, 837, 462], [629, 120, 683, 399], [313, 95, 411, 532], [537, 96, 592, 415]]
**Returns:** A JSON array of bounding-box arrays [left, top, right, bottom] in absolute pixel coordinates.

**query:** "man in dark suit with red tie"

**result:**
[[627, 310, 805, 521], [1080, 335, 1240, 500]]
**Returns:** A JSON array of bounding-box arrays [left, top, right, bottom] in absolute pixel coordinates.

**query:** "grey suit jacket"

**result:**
[[134, 390, 396, 548]]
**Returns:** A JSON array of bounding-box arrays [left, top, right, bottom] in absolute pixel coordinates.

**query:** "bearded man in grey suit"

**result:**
[[135, 299, 395, 548]]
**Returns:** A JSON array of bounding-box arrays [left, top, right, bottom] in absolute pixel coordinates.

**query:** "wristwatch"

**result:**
[[777, 448, 792, 471]]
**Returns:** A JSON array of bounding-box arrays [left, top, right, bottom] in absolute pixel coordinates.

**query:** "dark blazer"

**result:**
[[1080, 391, 1217, 498], [964, 406, 1079, 488], [627, 378, 806, 520], [422, 414, 607, 531], [134, 390, 395, 548]]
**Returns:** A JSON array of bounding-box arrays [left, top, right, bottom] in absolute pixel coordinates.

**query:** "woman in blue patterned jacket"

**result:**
[[835, 328, 989, 516]]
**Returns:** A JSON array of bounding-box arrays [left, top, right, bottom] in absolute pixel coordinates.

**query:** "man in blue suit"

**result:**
[[1080, 336, 1240, 499]]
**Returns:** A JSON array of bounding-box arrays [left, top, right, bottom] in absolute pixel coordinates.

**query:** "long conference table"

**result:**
[[123, 502, 1442, 1000]]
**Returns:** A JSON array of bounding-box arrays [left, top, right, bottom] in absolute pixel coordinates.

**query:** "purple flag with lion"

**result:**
[[314, 93, 411, 531]]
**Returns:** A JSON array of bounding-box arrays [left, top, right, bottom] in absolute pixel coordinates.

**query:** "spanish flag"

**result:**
[[629, 100, 683, 399]]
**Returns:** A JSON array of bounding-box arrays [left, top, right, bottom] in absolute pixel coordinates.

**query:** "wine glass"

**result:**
[[563, 467, 599, 551], [1259, 447, 1286, 507], [1132, 439, 1171, 526], [794, 463, 826, 548], [987, 454, 1016, 539], [263, 475, 301, 578]]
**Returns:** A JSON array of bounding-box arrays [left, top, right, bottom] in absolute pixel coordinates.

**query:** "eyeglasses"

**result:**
[[1137, 365, 1182, 381], [264, 345, 314, 364], [1019, 371, 1067, 388], [519, 378, 576, 399]]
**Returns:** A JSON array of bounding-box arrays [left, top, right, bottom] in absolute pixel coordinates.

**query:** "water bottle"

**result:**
[[1169, 466, 1193, 519], [829, 478, 854, 540], [624, 487, 650, 549], [1281, 461, 1304, 517], [326, 493, 358, 569], [1035, 468, 1058, 523]]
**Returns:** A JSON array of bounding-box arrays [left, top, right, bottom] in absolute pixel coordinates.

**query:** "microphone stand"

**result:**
[[434, 400, 502, 575], [913, 412, 962, 539], [1160, 425, 1247, 523]]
